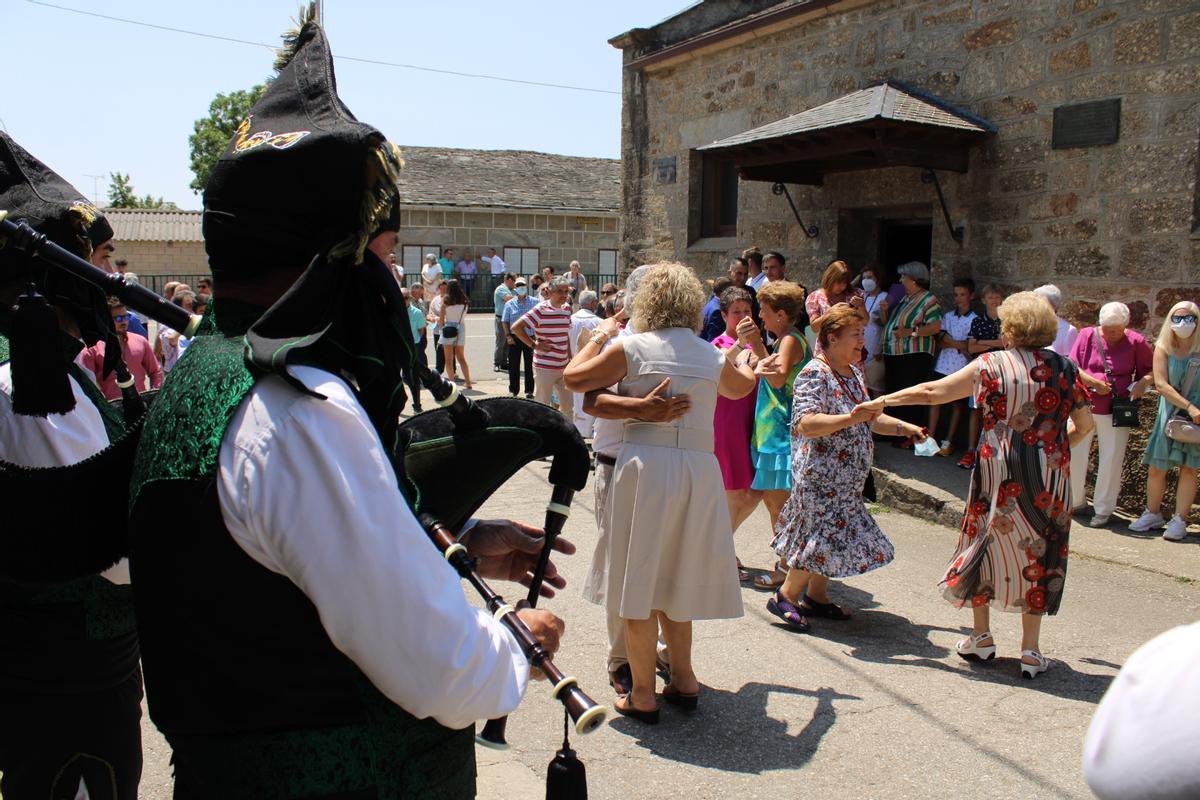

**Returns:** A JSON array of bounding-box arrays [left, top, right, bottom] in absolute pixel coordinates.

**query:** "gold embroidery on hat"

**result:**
[[231, 116, 310, 154]]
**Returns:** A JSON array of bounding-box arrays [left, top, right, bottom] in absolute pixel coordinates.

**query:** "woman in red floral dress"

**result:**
[[859, 292, 1094, 679]]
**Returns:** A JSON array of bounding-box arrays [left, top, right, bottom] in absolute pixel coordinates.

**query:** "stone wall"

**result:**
[[399, 206, 619, 273], [618, 0, 1200, 334], [117, 240, 209, 279]]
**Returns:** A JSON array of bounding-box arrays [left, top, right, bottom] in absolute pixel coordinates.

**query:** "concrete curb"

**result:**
[[871, 465, 964, 531]]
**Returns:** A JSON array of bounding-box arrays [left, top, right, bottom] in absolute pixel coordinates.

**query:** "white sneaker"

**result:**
[[1089, 514, 1110, 527], [1129, 509, 1166, 532], [1163, 515, 1189, 542]]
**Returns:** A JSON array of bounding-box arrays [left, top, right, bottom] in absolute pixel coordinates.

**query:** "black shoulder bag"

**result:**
[[1094, 328, 1140, 428]]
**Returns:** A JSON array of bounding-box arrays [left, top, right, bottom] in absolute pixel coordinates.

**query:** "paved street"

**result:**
[[135, 315, 1199, 798]]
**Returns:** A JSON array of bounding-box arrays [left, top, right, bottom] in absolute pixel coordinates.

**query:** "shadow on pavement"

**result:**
[[607, 682, 861, 773], [802, 586, 1115, 704]]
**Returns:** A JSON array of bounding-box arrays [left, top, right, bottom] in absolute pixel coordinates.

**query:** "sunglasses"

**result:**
[[113, 314, 134, 322], [1171, 314, 1197, 324]]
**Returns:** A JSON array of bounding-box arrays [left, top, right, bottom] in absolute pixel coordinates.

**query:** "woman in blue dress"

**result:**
[[1129, 300, 1200, 541], [741, 280, 812, 589]]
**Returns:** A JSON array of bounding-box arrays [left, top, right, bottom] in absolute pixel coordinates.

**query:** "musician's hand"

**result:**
[[516, 608, 565, 680], [462, 519, 577, 598], [634, 378, 691, 422]]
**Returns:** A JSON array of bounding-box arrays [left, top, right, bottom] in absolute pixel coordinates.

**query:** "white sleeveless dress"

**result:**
[[582, 327, 744, 622]]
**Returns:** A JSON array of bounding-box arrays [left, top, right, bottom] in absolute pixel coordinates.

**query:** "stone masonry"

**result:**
[[611, 0, 1200, 336]]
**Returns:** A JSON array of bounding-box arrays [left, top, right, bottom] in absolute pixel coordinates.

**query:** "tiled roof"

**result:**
[[700, 80, 996, 150], [396, 147, 621, 212], [104, 208, 203, 243]]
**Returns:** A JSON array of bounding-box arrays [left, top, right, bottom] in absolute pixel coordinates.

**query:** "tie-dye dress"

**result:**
[[941, 348, 1089, 616]]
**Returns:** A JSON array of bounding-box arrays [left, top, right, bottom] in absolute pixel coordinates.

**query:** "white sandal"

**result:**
[[955, 632, 996, 662], [1020, 649, 1050, 679]]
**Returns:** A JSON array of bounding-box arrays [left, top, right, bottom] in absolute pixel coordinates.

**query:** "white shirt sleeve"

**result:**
[[217, 366, 529, 730], [0, 362, 110, 469]]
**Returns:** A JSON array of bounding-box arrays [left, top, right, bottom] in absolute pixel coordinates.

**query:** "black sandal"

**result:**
[[801, 595, 851, 620], [766, 591, 810, 632], [614, 694, 659, 725], [662, 684, 699, 711]]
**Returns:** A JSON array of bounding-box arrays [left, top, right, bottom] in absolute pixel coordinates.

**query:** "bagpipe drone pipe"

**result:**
[[0, 213, 199, 583]]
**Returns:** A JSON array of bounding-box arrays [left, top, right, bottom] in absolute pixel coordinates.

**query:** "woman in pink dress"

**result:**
[[711, 287, 761, 581]]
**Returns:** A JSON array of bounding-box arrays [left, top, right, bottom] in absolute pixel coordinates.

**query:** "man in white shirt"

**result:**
[[482, 246, 507, 275], [1034, 284, 1079, 357], [124, 17, 569, 799], [568, 290, 603, 436]]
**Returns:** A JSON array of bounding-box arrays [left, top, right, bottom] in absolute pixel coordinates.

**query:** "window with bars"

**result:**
[[597, 249, 617, 274], [503, 247, 540, 274], [401, 244, 441, 272]]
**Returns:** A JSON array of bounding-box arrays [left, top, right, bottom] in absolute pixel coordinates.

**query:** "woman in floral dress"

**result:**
[[768, 306, 929, 633], [861, 292, 1094, 678]]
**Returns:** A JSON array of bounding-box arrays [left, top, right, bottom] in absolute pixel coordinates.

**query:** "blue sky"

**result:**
[[6, 0, 690, 209]]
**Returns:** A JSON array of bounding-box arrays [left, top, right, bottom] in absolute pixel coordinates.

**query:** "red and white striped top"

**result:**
[[523, 301, 573, 370]]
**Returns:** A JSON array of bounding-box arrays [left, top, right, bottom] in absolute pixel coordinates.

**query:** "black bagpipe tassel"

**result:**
[[10, 282, 74, 416], [546, 707, 588, 800]]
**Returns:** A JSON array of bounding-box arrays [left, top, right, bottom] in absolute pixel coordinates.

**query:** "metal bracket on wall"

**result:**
[[771, 183, 819, 238], [920, 169, 964, 243]]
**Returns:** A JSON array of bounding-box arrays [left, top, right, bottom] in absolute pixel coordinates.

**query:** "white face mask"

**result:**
[[516, 286, 528, 296], [1172, 320, 1197, 339], [861, 278, 877, 293]]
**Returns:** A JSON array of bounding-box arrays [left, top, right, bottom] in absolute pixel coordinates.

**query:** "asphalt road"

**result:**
[[132, 314, 1199, 799]]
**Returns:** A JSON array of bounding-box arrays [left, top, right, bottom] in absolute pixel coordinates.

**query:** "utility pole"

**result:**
[[314, 0, 323, 24], [84, 174, 106, 205]]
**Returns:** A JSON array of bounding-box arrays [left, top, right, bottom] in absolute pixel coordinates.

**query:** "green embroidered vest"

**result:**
[[128, 304, 474, 800], [0, 333, 138, 693]]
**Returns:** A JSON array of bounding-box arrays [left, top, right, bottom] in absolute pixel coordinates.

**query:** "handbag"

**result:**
[[1165, 357, 1200, 444], [1094, 328, 1140, 428], [441, 305, 465, 339]]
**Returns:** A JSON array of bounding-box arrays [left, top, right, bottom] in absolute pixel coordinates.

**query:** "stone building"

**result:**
[[395, 146, 621, 279], [105, 208, 208, 289], [610, 0, 1200, 331]]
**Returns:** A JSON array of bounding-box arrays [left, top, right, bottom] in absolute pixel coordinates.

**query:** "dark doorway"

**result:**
[[878, 220, 932, 279]]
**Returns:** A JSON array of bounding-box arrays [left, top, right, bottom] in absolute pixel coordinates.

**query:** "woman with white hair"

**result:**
[[1033, 284, 1078, 357], [566, 260, 588, 310], [420, 252, 442, 297], [879, 261, 943, 445], [1129, 301, 1200, 541], [564, 262, 757, 723], [1068, 301, 1155, 527]]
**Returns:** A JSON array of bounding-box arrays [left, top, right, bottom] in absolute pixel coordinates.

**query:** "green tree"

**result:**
[[187, 83, 268, 194], [106, 172, 176, 209]]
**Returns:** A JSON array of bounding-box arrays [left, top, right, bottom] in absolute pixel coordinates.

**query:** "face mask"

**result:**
[[1172, 320, 1197, 338], [516, 287, 527, 296], [861, 278, 877, 293]]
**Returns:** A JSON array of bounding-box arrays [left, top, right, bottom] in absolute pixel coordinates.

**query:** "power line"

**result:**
[[24, 0, 621, 96]]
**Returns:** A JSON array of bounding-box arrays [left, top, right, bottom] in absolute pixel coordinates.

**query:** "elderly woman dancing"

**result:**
[[564, 263, 757, 723], [768, 305, 927, 632], [860, 293, 1094, 678]]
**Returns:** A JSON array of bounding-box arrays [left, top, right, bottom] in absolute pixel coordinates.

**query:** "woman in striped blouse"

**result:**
[[879, 261, 943, 446]]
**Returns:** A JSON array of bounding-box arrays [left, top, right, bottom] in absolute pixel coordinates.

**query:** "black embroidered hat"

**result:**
[[202, 3, 401, 278], [0, 131, 97, 275], [204, 4, 417, 436]]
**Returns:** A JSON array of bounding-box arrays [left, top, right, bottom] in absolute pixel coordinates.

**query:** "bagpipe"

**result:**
[[0, 212, 201, 583], [372, 260, 604, 797]]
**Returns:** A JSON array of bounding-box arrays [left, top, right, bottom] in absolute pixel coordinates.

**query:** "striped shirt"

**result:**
[[882, 290, 943, 356], [522, 301, 573, 370]]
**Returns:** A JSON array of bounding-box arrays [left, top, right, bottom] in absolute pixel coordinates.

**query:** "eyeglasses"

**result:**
[[113, 314, 133, 322], [1171, 314, 1197, 324]]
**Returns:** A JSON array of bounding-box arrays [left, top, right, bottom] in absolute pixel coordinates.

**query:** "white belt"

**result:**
[[621, 423, 713, 453]]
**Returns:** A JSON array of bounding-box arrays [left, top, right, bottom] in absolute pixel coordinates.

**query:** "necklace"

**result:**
[[818, 354, 867, 405]]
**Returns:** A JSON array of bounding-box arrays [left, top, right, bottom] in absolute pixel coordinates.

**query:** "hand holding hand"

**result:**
[[754, 352, 784, 378], [463, 519, 577, 598], [735, 316, 762, 347], [849, 404, 880, 424], [635, 378, 692, 422]]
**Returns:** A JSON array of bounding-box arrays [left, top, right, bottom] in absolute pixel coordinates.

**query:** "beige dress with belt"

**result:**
[[582, 327, 744, 622]]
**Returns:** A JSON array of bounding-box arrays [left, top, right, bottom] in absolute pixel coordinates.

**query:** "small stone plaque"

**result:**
[[1052, 98, 1121, 150], [653, 156, 677, 184]]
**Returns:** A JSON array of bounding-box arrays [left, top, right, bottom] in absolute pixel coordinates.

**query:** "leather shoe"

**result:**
[[608, 663, 632, 695]]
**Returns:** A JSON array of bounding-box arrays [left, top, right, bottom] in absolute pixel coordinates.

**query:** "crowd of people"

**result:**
[[502, 247, 1197, 722]]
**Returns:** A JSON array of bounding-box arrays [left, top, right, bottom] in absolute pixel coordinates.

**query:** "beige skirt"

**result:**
[[583, 443, 744, 622]]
